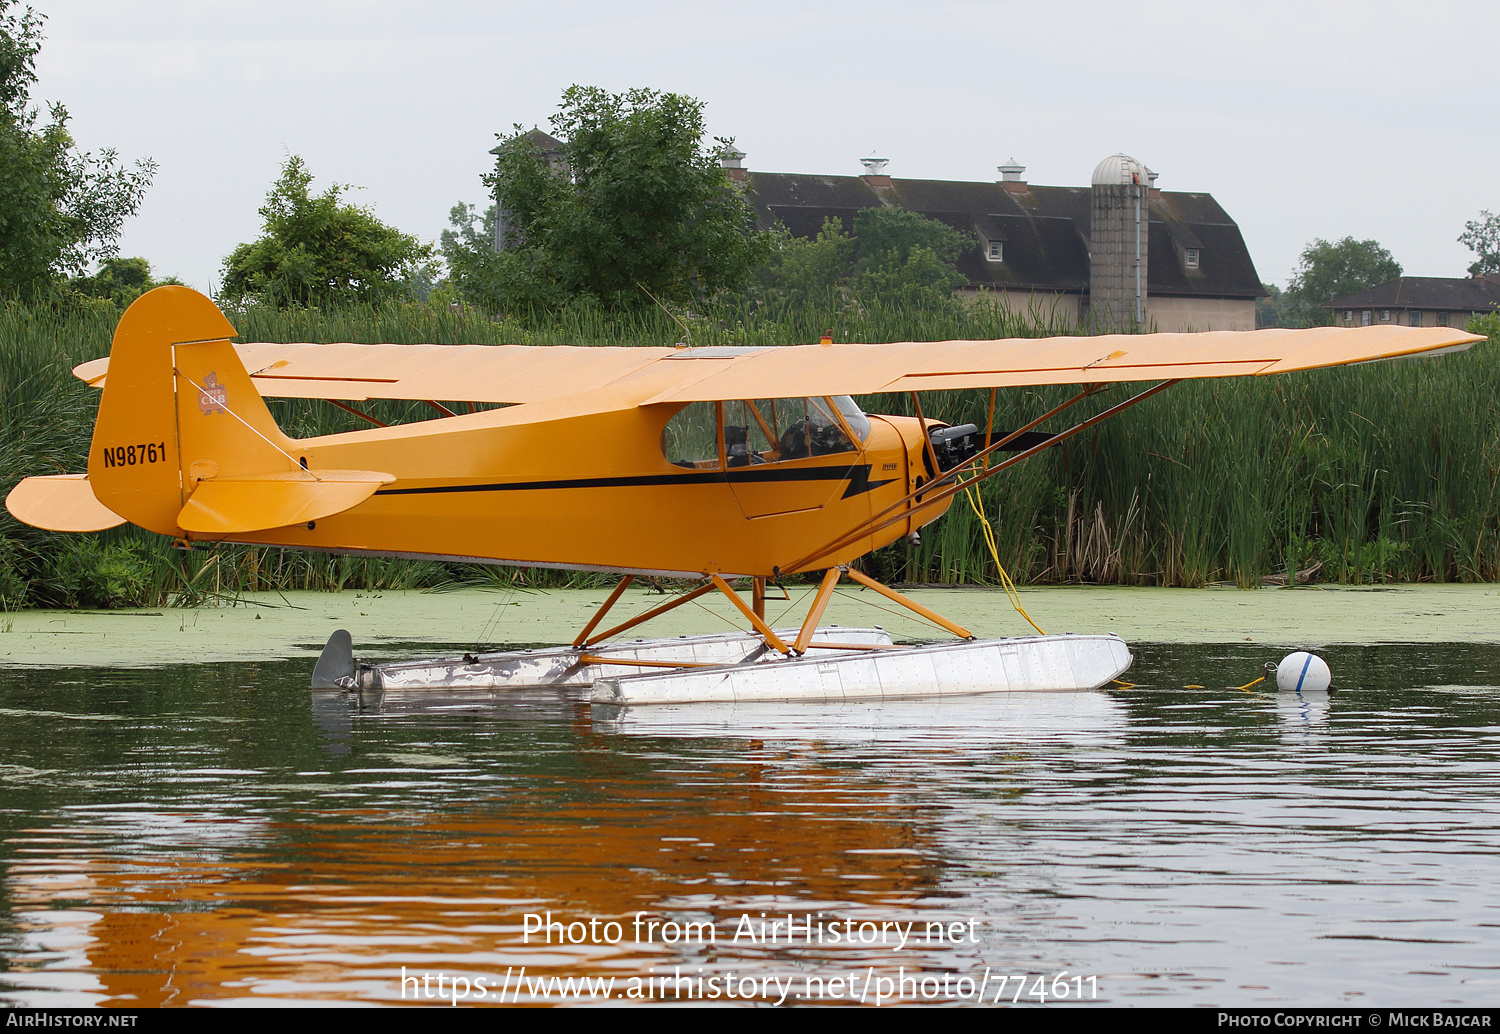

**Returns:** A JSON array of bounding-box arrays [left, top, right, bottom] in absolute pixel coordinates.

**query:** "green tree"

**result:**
[[69, 256, 180, 308], [849, 207, 969, 307], [1459, 211, 1500, 276], [451, 86, 772, 313], [0, 2, 154, 297], [753, 208, 970, 312], [1256, 282, 1314, 329], [850, 207, 968, 272], [221, 156, 433, 307], [752, 218, 854, 309], [1283, 237, 1401, 324], [440, 200, 569, 313]]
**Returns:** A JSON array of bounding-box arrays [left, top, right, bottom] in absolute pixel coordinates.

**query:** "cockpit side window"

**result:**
[[662, 401, 721, 469]]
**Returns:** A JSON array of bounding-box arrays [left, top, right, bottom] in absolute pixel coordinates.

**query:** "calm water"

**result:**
[[1, 641, 1497, 1007]]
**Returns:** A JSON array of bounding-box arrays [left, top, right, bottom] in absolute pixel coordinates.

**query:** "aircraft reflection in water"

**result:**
[[3, 693, 1124, 1006]]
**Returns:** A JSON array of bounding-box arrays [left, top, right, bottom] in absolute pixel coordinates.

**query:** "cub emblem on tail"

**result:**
[[197, 371, 227, 415]]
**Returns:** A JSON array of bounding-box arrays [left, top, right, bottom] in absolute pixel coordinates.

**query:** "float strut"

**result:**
[[573, 575, 635, 648], [843, 567, 974, 640], [583, 580, 717, 648], [709, 575, 791, 654], [794, 568, 843, 654]]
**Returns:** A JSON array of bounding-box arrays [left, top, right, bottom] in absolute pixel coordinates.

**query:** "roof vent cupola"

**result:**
[[998, 157, 1027, 194], [719, 145, 747, 183], [859, 151, 892, 190]]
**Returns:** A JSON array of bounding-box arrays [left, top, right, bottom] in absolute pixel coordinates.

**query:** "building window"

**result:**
[[1438, 312, 1449, 326], [1409, 311, 1422, 327], [987, 240, 1003, 262], [1344, 310, 1354, 324], [1381, 310, 1391, 322], [1361, 310, 1372, 326], [1185, 248, 1200, 268]]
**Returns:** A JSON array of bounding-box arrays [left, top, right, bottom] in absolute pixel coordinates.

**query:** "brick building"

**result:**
[[1324, 276, 1500, 328]]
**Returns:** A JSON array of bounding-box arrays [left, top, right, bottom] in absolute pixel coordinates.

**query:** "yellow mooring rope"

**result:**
[[962, 480, 1047, 636]]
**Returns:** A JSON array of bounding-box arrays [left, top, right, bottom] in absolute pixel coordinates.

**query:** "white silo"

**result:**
[[1089, 153, 1150, 328]]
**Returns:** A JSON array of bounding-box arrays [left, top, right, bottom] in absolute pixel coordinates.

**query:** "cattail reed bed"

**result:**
[[1, 295, 1494, 608]]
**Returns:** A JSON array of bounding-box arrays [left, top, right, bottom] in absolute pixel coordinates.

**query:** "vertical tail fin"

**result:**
[[87, 286, 298, 537]]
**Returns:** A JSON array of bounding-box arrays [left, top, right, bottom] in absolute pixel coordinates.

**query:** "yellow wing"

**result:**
[[74, 342, 677, 404], [639, 327, 1484, 403], [70, 326, 1483, 407]]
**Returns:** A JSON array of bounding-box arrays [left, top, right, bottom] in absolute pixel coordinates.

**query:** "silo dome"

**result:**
[[1092, 153, 1147, 186]]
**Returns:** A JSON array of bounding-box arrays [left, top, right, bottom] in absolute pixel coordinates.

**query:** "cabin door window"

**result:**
[[722, 397, 860, 465]]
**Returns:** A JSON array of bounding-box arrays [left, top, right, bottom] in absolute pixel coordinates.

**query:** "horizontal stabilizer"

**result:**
[[6, 474, 127, 532], [179, 470, 395, 535]]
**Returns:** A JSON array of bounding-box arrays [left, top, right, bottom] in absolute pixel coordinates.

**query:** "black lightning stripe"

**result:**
[[373, 464, 899, 499]]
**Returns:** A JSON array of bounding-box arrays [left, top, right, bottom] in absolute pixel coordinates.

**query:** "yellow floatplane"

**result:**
[[5, 288, 1483, 703]]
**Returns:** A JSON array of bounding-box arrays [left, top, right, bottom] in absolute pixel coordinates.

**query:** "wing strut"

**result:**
[[325, 399, 389, 428], [784, 379, 1178, 575]]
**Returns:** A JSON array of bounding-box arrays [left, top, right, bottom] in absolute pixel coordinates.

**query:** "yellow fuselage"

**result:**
[[226, 394, 943, 579]]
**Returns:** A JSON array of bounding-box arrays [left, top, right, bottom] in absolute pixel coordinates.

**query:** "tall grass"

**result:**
[[0, 294, 1495, 607], [877, 328, 1500, 587]]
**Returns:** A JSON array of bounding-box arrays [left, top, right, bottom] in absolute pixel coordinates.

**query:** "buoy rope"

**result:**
[[1116, 674, 1269, 694], [962, 479, 1046, 636]]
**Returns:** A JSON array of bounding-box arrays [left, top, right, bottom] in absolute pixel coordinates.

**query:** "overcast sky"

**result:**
[[28, 0, 1500, 292]]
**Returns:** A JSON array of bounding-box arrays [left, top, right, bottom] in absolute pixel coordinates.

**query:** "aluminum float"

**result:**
[[314, 627, 1132, 706], [589, 633, 1132, 705], [316, 625, 894, 693]]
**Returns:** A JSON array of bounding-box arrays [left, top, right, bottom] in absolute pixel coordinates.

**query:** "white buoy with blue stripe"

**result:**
[[1276, 652, 1331, 693]]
